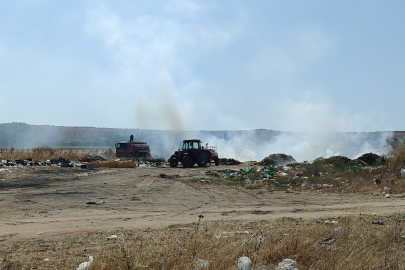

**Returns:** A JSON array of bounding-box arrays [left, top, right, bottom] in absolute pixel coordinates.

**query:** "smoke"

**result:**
[[195, 99, 393, 162], [134, 86, 184, 131], [202, 131, 392, 162]]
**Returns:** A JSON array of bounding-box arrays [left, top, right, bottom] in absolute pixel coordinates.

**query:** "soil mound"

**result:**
[[322, 156, 352, 165], [259, 153, 296, 166], [355, 153, 385, 166], [219, 158, 242, 165]]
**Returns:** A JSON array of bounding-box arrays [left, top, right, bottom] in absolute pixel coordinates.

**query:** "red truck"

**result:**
[[115, 141, 151, 158]]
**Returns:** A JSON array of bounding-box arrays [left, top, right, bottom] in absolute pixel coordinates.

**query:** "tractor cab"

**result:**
[[179, 140, 201, 151]]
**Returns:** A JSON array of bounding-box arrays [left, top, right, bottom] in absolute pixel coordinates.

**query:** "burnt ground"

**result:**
[[0, 165, 404, 241]]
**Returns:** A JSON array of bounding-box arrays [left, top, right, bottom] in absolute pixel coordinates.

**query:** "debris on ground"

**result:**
[[86, 201, 105, 205], [76, 256, 93, 270], [107, 235, 118, 240], [158, 174, 179, 179], [237, 256, 252, 270], [275, 258, 298, 270], [374, 175, 382, 185], [194, 258, 209, 270], [334, 227, 345, 235], [372, 220, 384, 225], [79, 155, 106, 162]]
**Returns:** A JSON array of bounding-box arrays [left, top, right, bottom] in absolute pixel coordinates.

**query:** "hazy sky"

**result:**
[[1, 0, 404, 131]]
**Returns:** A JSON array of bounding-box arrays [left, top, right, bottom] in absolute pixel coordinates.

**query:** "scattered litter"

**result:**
[[199, 179, 211, 184], [276, 172, 288, 177], [235, 230, 250, 234], [245, 167, 256, 174], [372, 220, 384, 225], [401, 168, 405, 176], [372, 213, 378, 216], [76, 256, 93, 270], [194, 258, 209, 269], [334, 227, 345, 235], [301, 181, 311, 188], [214, 233, 229, 239], [43, 258, 49, 262], [36, 231, 43, 235], [275, 258, 298, 270], [249, 235, 264, 245], [324, 220, 338, 224], [374, 175, 382, 185], [323, 234, 332, 242], [324, 238, 336, 245], [158, 174, 178, 179], [86, 201, 105, 205], [107, 235, 118, 240], [237, 256, 252, 270]]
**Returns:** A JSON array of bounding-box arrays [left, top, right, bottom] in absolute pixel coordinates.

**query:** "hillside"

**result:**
[[0, 123, 281, 148]]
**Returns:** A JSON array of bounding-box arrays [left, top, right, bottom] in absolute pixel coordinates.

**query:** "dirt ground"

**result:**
[[0, 165, 404, 241]]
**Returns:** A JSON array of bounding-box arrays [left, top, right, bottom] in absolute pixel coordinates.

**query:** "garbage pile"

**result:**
[[219, 158, 242, 165], [0, 157, 78, 167], [259, 153, 296, 166], [356, 153, 386, 166], [316, 153, 385, 167], [136, 159, 167, 168], [78, 155, 106, 162]]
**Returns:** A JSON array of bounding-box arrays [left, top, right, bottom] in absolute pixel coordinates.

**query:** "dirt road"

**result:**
[[0, 166, 404, 240]]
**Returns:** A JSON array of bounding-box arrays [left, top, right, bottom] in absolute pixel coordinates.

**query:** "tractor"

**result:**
[[169, 139, 219, 168]]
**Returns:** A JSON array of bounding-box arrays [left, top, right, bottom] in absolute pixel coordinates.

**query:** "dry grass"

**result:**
[[1, 214, 405, 270], [0, 147, 116, 161], [388, 145, 405, 173]]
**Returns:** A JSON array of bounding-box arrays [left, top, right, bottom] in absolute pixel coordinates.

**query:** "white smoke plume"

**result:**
[[203, 131, 392, 162]]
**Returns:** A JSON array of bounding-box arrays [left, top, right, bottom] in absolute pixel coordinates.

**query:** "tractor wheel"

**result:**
[[182, 155, 193, 168], [169, 155, 178, 167], [214, 158, 220, 166], [197, 151, 209, 167]]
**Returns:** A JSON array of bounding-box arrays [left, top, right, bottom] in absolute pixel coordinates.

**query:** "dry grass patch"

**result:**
[[1, 214, 405, 269], [0, 147, 116, 161]]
